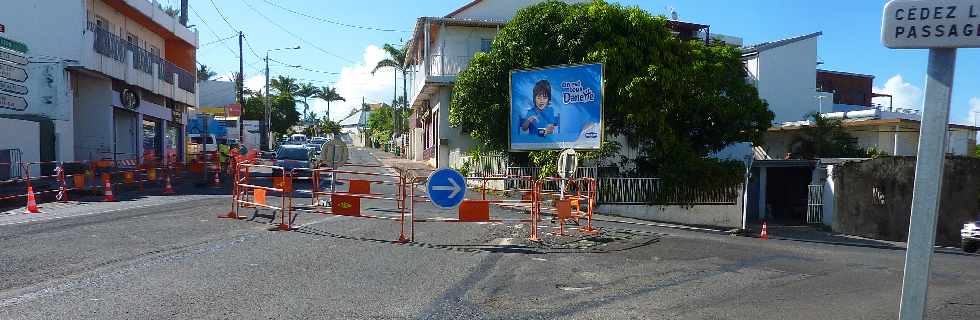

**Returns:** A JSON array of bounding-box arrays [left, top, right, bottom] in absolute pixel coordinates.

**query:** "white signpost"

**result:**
[[882, 1, 977, 319]]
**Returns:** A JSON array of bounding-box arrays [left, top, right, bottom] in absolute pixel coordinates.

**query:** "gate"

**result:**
[[806, 184, 824, 224]]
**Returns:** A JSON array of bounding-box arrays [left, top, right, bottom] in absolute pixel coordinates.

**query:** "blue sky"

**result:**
[[183, 0, 980, 125]]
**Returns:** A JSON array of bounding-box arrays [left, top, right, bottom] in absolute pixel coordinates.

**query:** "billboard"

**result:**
[[509, 63, 603, 150]]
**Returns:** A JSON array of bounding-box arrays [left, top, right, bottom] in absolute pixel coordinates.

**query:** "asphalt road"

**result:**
[[1, 147, 978, 319]]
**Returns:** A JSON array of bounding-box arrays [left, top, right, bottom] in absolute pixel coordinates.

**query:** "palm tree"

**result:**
[[270, 76, 300, 97], [314, 86, 345, 122], [296, 83, 319, 120], [372, 43, 409, 137], [790, 112, 867, 159], [197, 64, 217, 82]]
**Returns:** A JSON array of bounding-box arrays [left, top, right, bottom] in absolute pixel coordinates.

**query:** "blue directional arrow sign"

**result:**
[[426, 168, 466, 209]]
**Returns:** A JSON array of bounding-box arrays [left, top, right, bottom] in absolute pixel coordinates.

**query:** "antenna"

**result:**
[[668, 6, 679, 20]]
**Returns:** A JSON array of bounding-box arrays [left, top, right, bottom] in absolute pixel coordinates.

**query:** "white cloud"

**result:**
[[965, 97, 980, 126], [872, 74, 922, 110], [320, 45, 397, 125]]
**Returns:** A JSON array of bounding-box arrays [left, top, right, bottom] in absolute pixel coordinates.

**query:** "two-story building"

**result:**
[[0, 0, 197, 176], [403, 0, 736, 168]]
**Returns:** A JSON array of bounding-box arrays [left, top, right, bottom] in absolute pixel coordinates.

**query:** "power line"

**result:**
[[189, 5, 239, 58], [260, 0, 409, 33], [240, 0, 356, 64], [208, 0, 240, 33], [268, 58, 341, 75], [200, 34, 239, 47]]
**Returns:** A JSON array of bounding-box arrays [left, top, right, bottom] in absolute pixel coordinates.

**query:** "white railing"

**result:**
[[428, 54, 472, 78]]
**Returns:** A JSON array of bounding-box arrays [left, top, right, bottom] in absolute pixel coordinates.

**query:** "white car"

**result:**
[[962, 220, 980, 253]]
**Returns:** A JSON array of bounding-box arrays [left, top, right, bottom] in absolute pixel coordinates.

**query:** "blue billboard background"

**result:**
[[510, 63, 602, 150]]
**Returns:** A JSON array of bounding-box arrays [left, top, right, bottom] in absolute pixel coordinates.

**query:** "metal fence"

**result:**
[[807, 184, 824, 224], [597, 177, 741, 205]]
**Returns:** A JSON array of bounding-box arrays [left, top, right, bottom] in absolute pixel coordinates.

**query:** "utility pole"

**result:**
[[263, 52, 271, 151], [238, 31, 245, 146]]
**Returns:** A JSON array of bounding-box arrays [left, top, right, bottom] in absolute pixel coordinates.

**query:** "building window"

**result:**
[[127, 33, 140, 47], [480, 39, 492, 53]]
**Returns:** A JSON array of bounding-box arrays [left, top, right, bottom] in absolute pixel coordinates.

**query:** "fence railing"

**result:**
[[88, 23, 195, 93], [597, 177, 741, 205]]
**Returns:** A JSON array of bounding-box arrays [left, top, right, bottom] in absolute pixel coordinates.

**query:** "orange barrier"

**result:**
[[303, 164, 410, 243], [407, 174, 541, 242], [221, 161, 598, 244], [232, 162, 294, 230]]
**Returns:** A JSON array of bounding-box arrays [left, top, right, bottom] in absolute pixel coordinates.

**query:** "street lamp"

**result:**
[[262, 45, 301, 151]]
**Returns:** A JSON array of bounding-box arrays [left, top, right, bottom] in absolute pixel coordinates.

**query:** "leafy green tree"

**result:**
[[296, 83, 320, 119], [197, 64, 217, 82], [314, 86, 345, 121], [372, 43, 409, 136], [450, 0, 772, 184], [242, 91, 300, 136], [270, 76, 300, 97], [790, 112, 867, 159], [367, 104, 394, 147]]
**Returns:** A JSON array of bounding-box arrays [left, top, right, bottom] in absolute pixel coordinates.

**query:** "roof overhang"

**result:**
[[405, 16, 506, 65]]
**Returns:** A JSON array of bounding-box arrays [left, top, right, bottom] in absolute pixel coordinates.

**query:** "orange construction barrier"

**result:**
[[231, 163, 293, 231]]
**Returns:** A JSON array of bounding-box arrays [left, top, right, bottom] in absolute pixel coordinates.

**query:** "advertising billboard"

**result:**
[[509, 63, 603, 150]]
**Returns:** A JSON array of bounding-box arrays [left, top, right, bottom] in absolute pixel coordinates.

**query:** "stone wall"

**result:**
[[832, 156, 980, 246]]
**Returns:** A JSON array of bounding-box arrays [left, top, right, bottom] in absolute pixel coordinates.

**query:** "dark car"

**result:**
[[272, 145, 316, 177]]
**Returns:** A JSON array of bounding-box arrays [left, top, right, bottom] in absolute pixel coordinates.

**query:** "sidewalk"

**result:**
[[362, 147, 433, 173]]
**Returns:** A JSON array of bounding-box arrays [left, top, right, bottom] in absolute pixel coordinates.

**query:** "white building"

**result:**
[[742, 32, 823, 124], [0, 0, 198, 177], [403, 0, 737, 168]]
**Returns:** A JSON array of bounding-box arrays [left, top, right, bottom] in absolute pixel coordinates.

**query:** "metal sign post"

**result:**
[[897, 48, 956, 320], [880, 1, 976, 319], [557, 149, 578, 199]]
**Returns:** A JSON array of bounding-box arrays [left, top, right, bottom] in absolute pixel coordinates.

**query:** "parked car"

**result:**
[[962, 220, 980, 253]]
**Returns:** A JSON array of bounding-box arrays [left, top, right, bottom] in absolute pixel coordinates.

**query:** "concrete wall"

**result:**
[[435, 87, 474, 168], [0, 118, 41, 176], [751, 36, 819, 124], [831, 156, 980, 246], [597, 193, 745, 229], [73, 73, 114, 161]]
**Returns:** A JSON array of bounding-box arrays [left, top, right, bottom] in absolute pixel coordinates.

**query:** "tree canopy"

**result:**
[[790, 112, 868, 159], [449, 0, 772, 182], [242, 90, 300, 136]]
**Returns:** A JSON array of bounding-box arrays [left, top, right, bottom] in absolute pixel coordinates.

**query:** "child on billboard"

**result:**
[[519, 80, 559, 137]]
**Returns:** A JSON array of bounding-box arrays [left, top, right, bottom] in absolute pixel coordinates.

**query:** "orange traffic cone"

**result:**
[[103, 178, 115, 202], [760, 221, 769, 240], [163, 175, 175, 195], [25, 186, 40, 214]]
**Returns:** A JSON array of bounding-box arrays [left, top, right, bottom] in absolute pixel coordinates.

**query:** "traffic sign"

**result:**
[[0, 50, 27, 66], [0, 92, 27, 111], [882, 0, 980, 49], [426, 168, 467, 209], [0, 80, 27, 95], [0, 62, 27, 82]]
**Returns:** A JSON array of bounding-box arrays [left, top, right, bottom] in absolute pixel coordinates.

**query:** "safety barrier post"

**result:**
[[220, 159, 245, 220], [578, 178, 599, 234], [397, 175, 408, 243]]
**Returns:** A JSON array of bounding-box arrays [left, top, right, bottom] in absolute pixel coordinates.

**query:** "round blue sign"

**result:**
[[426, 168, 467, 209]]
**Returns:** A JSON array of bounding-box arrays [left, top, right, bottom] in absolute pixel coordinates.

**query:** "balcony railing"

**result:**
[[88, 23, 195, 94]]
